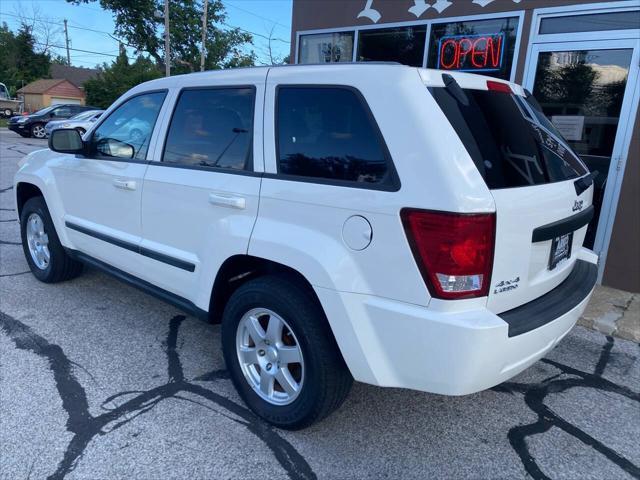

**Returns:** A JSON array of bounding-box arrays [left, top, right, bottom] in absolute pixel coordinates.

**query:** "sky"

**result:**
[[0, 0, 293, 68]]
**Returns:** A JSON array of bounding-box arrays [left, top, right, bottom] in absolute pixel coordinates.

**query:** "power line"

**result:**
[[0, 12, 114, 36], [221, 0, 290, 30]]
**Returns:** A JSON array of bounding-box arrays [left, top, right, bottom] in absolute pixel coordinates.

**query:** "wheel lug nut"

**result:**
[[258, 349, 265, 356], [266, 363, 272, 371]]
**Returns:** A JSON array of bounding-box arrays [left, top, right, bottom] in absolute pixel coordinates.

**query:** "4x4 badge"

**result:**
[[573, 200, 584, 212]]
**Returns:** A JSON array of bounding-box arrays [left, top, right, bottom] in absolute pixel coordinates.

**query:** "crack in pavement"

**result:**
[[493, 336, 640, 480], [0, 239, 21, 245], [0, 312, 316, 480], [0, 185, 14, 193], [0, 271, 30, 277]]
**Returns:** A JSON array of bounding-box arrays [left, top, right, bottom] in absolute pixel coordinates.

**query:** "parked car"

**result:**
[[0, 82, 22, 117], [45, 109, 104, 137], [8, 104, 99, 138], [13, 64, 598, 429]]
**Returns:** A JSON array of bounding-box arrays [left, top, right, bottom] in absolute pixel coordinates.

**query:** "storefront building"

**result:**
[[291, 0, 640, 292]]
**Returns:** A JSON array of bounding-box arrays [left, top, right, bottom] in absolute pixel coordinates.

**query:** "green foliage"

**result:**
[[0, 22, 50, 96], [67, 0, 255, 73], [84, 51, 162, 108]]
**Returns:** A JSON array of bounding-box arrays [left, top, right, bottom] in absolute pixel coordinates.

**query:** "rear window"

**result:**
[[430, 87, 587, 189]]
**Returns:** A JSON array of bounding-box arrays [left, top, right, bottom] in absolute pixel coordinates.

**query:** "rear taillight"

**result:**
[[401, 209, 495, 300]]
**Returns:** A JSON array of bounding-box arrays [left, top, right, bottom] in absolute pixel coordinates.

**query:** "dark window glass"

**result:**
[[299, 32, 354, 63], [540, 11, 640, 34], [427, 17, 519, 81], [357, 26, 427, 66], [91, 91, 166, 160], [277, 87, 392, 185], [163, 88, 254, 170], [430, 87, 587, 189], [52, 106, 72, 118]]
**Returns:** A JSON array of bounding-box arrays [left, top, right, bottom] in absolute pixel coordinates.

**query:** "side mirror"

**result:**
[[49, 128, 84, 154]]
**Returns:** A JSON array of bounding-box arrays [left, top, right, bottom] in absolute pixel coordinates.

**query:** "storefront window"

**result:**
[[357, 26, 427, 67], [539, 11, 640, 35], [299, 32, 354, 64], [427, 17, 519, 80]]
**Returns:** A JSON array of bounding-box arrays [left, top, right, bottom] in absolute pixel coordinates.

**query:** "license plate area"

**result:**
[[548, 232, 573, 270]]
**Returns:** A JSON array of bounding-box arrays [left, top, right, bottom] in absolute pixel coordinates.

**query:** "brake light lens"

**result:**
[[401, 209, 495, 300], [487, 80, 512, 94]]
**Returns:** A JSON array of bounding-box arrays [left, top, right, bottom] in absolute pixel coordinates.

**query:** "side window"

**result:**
[[162, 87, 255, 170], [90, 91, 166, 161], [52, 106, 72, 118], [276, 86, 394, 187]]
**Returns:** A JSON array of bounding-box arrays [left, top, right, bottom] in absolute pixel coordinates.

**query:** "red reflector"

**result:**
[[401, 209, 495, 300], [487, 80, 512, 94]]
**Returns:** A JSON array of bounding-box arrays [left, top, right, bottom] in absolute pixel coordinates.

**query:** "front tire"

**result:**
[[30, 123, 46, 139], [20, 197, 83, 283], [221, 275, 352, 429]]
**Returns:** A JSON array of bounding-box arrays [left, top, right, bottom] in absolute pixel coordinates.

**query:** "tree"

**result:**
[[67, 0, 255, 73], [83, 49, 162, 108], [0, 23, 51, 96]]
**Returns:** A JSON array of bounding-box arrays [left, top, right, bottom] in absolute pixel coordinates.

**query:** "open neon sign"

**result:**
[[438, 33, 505, 72]]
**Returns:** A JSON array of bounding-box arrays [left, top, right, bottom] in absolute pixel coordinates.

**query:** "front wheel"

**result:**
[[221, 275, 352, 429], [3, 108, 12, 117], [30, 123, 46, 139], [20, 196, 83, 283]]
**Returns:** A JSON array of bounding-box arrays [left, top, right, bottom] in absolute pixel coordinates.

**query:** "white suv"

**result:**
[[14, 64, 598, 429]]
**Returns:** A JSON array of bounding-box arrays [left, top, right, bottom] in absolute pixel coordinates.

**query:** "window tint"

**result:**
[[276, 87, 393, 186], [162, 88, 254, 170], [430, 87, 587, 189], [357, 26, 427, 66], [52, 106, 72, 117], [91, 91, 166, 160], [539, 11, 640, 34], [299, 32, 354, 63]]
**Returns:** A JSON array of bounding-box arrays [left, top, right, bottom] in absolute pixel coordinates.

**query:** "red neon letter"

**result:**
[[472, 37, 487, 68], [486, 35, 503, 68], [440, 39, 458, 69], [458, 38, 473, 68]]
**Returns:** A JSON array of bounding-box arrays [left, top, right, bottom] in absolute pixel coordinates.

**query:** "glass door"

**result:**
[[524, 39, 639, 254]]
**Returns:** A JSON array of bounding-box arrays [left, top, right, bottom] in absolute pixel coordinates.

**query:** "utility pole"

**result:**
[[200, 0, 208, 72], [164, 0, 170, 77], [63, 19, 71, 66]]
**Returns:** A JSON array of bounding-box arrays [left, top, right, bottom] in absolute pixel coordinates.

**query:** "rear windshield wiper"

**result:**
[[442, 74, 469, 106]]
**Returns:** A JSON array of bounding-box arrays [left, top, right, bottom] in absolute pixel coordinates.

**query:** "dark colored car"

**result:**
[[8, 104, 100, 139]]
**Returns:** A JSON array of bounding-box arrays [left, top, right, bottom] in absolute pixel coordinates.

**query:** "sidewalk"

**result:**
[[579, 285, 640, 342]]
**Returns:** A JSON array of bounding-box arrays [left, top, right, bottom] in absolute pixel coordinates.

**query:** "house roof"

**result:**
[[50, 64, 99, 88], [17, 79, 67, 94]]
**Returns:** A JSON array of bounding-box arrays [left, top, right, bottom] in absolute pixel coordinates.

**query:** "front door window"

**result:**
[[531, 48, 633, 248]]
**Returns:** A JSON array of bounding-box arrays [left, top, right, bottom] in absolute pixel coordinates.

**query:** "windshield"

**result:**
[[69, 110, 99, 121], [32, 106, 55, 116], [430, 87, 588, 189]]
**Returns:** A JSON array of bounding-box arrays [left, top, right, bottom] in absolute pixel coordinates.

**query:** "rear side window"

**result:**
[[163, 88, 255, 170], [430, 87, 587, 189], [276, 86, 397, 189]]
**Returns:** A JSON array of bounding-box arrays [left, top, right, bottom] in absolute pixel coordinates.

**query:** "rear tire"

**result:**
[[20, 196, 83, 283], [221, 275, 352, 429]]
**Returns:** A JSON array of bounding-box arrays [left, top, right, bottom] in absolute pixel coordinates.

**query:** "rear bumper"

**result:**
[[316, 249, 598, 396]]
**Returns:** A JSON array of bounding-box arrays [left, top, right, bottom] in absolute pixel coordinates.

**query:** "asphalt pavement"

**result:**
[[1, 128, 639, 480]]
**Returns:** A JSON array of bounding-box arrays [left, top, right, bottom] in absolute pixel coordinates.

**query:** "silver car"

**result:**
[[45, 109, 104, 137]]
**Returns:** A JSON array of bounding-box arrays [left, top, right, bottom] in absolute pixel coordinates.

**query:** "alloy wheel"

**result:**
[[26, 213, 50, 269], [236, 308, 304, 405]]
